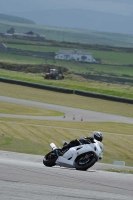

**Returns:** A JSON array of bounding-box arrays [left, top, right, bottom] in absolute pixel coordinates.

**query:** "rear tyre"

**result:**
[[43, 151, 57, 167], [75, 153, 97, 171]]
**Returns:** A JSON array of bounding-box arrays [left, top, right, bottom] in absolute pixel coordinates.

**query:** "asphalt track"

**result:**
[[0, 95, 133, 199], [0, 151, 133, 200], [0, 95, 133, 123]]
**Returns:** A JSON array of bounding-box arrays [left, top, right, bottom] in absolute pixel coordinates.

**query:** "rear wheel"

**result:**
[[75, 152, 97, 171], [43, 151, 57, 167]]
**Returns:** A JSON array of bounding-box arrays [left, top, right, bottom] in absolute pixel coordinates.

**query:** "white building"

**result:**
[[55, 49, 96, 63], [3, 33, 45, 40]]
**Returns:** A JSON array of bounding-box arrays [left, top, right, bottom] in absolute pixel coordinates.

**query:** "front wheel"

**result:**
[[43, 151, 57, 167], [75, 153, 97, 171]]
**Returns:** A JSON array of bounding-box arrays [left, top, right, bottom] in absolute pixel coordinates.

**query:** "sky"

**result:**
[[0, 0, 133, 34], [0, 0, 132, 16]]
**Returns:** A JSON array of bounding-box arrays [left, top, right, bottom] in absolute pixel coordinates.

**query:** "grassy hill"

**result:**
[[1, 20, 133, 47], [0, 13, 35, 25]]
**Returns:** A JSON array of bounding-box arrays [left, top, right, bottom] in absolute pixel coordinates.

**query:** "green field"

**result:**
[[1, 36, 133, 99], [5, 43, 133, 65], [1, 51, 133, 76], [1, 36, 133, 84], [0, 37, 51, 45], [0, 52, 44, 64], [1, 34, 133, 90], [6, 43, 62, 52], [1, 20, 133, 47], [1, 69, 133, 99], [0, 83, 133, 166]]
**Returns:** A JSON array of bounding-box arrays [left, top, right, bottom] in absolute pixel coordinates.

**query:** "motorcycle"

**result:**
[[43, 139, 103, 171]]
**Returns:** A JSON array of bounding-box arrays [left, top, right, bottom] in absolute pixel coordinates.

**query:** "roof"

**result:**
[[25, 31, 34, 35], [4, 33, 13, 36], [13, 33, 37, 37]]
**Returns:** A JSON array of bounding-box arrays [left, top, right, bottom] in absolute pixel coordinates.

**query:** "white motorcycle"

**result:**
[[43, 139, 103, 171]]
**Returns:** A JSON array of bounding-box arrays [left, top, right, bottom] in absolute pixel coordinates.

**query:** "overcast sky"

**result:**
[[0, 0, 133, 34], [0, 0, 133, 16]]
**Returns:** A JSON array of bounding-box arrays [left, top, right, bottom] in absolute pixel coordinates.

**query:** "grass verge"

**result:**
[[105, 168, 133, 174], [0, 102, 63, 116]]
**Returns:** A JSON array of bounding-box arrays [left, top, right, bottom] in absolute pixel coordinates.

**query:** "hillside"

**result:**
[[0, 20, 133, 47], [0, 13, 35, 25], [15, 9, 133, 34], [1, 0, 133, 34]]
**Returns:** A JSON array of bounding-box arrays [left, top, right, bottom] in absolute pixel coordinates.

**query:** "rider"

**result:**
[[61, 131, 103, 151]]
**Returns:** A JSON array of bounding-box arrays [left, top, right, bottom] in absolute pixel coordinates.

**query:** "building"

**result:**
[[3, 29, 45, 40], [3, 33, 13, 38], [7, 27, 15, 34], [0, 43, 7, 51], [55, 49, 96, 63]]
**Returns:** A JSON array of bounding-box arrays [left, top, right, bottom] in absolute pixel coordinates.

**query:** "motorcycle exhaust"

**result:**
[[50, 143, 57, 150]]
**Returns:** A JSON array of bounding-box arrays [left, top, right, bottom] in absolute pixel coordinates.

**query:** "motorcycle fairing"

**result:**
[[55, 143, 100, 168]]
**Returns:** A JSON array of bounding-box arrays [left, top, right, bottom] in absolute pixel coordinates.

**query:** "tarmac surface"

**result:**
[[0, 95, 133, 123], [0, 151, 133, 200]]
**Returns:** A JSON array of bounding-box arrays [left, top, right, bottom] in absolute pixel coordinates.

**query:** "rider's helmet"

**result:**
[[92, 131, 103, 142]]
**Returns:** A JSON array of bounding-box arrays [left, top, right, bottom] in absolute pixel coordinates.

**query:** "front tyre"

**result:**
[[75, 153, 97, 171], [43, 151, 57, 167]]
